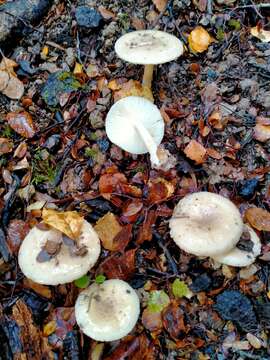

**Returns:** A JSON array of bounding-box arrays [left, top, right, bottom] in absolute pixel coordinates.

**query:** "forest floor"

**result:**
[[0, 0, 270, 359]]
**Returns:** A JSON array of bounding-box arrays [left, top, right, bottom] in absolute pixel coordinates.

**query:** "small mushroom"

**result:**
[[18, 220, 101, 285], [75, 279, 140, 341], [105, 96, 164, 166], [169, 192, 243, 257], [115, 30, 183, 89], [213, 224, 261, 267]]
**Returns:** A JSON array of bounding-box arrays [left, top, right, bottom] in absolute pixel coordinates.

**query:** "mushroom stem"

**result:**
[[134, 121, 160, 166], [142, 64, 154, 88]]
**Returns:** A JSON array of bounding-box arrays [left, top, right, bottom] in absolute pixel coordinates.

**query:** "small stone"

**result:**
[[190, 273, 212, 293], [246, 333, 262, 349], [75, 6, 102, 29]]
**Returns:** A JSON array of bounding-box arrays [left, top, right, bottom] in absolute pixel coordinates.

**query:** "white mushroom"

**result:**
[[169, 192, 243, 257], [105, 96, 164, 166], [18, 220, 101, 285], [213, 224, 261, 267], [75, 279, 140, 341], [115, 30, 183, 88]]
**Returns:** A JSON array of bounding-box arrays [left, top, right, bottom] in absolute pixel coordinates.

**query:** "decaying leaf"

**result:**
[[245, 207, 270, 231], [98, 5, 115, 19], [152, 0, 167, 12], [113, 79, 154, 102], [251, 25, 270, 43], [0, 56, 24, 99], [162, 301, 187, 339], [99, 249, 136, 280], [121, 200, 143, 223], [7, 219, 30, 255], [147, 178, 175, 204], [253, 117, 270, 142], [23, 278, 52, 299], [6, 111, 36, 138], [94, 212, 122, 250], [184, 139, 207, 164], [142, 307, 163, 332], [137, 210, 156, 244], [188, 26, 214, 53], [99, 172, 128, 195], [42, 209, 84, 240], [0, 137, 13, 155]]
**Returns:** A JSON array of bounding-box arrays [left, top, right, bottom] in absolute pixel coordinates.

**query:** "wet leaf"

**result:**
[[94, 212, 122, 250], [147, 290, 170, 313], [99, 172, 128, 195], [184, 139, 207, 164], [188, 26, 214, 53], [152, 0, 167, 12], [23, 278, 52, 299], [74, 275, 90, 289], [98, 5, 115, 19], [99, 249, 136, 280], [142, 307, 163, 332], [251, 25, 270, 43], [6, 111, 36, 138], [172, 279, 189, 298], [121, 200, 143, 223], [113, 79, 154, 102], [147, 178, 175, 204], [0, 137, 13, 155], [137, 210, 156, 244], [95, 274, 106, 284], [7, 219, 30, 255], [42, 209, 84, 240], [110, 224, 133, 251], [245, 207, 270, 231], [162, 301, 187, 339]]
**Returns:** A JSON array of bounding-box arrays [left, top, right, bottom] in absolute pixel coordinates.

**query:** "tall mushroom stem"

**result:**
[[142, 64, 154, 89], [134, 121, 160, 166]]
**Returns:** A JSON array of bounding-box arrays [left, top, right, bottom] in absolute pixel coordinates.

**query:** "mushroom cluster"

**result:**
[[169, 192, 261, 267]]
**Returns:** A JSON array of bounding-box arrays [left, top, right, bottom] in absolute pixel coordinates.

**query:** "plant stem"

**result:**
[[142, 64, 154, 88]]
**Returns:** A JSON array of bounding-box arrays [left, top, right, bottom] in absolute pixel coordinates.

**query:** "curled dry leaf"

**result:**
[[245, 207, 270, 231], [253, 117, 270, 142], [42, 209, 84, 240], [113, 79, 154, 102], [2, 75, 24, 100], [6, 111, 36, 138], [137, 210, 156, 244], [0, 70, 9, 91], [184, 139, 207, 164], [0, 137, 13, 155], [98, 5, 115, 19], [188, 26, 214, 53], [251, 25, 270, 43], [94, 212, 122, 250]]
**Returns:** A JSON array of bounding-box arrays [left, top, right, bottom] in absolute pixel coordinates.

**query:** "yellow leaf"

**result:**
[[94, 212, 122, 250], [0, 56, 18, 76], [73, 62, 83, 75], [41, 46, 49, 59], [188, 26, 214, 53], [42, 209, 84, 240], [113, 79, 154, 102], [43, 320, 57, 336], [251, 25, 270, 43]]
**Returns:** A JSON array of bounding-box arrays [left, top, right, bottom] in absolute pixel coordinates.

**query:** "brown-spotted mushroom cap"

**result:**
[[18, 220, 101, 285], [169, 192, 243, 257], [213, 224, 261, 267], [75, 279, 140, 341], [105, 96, 164, 166], [115, 30, 183, 88]]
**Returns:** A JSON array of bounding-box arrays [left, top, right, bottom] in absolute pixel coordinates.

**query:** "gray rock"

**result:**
[[75, 6, 102, 29]]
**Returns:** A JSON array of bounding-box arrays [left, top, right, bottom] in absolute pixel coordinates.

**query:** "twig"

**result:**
[[153, 231, 178, 275]]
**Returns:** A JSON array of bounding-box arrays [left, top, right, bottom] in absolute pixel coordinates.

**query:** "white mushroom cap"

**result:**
[[105, 96, 164, 166], [169, 192, 243, 257], [115, 30, 183, 65], [212, 225, 261, 267], [18, 220, 101, 285], [75, 279, 140, 341]]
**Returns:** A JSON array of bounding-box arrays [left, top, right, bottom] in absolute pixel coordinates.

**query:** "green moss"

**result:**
[[84, 147, 98, 158], [118, 13, 130, 30], [32, 156, 56, 185], [1, 125, 13, 138]]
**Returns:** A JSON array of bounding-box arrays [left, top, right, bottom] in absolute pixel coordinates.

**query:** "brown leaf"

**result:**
[[103, 336, 140, 360], [6, 111, 36, 138], [188, 26, 214, 53], [7, 219, 30, 255], [147, 178, 175, 204], [60, 166, 91, 193], [142, 307, 163, 332], [2, 75, 24, 99], [0, 137, 13, 155], [0, 70, 9, 91], [113, 79, 154, 103], [152, 0, 167, 12], [119, 183, 142, 197], [184, 139, 207, 164], [111, 224, 133, 252], [137, 210, 156, 244], [131, 17, 145, 30], [42, 209, 84, 240], [14, 141, 27, 158], [99, 172, 128, 194], [208, 110, 224, 130], [162, 301, 187, 339], [245, 207, 270, 231], [23, 278, 52, 299], [207, 148, 222, 160], [121, 200, 143, 223], [253, 117, 270, 142], [99, 249, 136, 280], [98, 5, 116, 19], [94, 212, 122, 250]]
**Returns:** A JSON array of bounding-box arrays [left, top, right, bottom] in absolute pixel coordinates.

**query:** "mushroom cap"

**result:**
[[169, 192, 243, 257], [75, 279, 140, 341], [18, 220, 101, 285], [115, 30, 183, 65], [213, 225, 261, 267], [105, 96, 164, 154]]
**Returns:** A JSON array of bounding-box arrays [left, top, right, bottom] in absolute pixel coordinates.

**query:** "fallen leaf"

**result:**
[[98, 5, 115, 19], [147, 178, 175, 204], [43, 320, 57, 336], [142, 307, 163, 332], [172, 279, 190, 298], [162, 301, 187, 339], [131, 17, 145, 30], [188, 26, 214, 53], [99, 249, 136, 280], [0, 70, 9, 91], [251, 25, 270, 43], [14, 141, 27, 158], [0, 56, 24, 99], [94, 212, 122, 250], [113, 79, 154, 102], [23, 278, 52, 299], [147, 290, 170, 313], [121, 200, 143, 223], [42, 209, 84, 240], [207, 148, 222, 160], [7, 219, 30, 255], [99, 172, 128, 194], [208, 110, 224, 130], [0, 56, 17, 76], [41, 46, 49, 59], [137, 210, 156, 244], [152, 0, 167, 12], [253, 117, 270, 142], [73, 62, 83, 75], [86, 64, 99, 78], [0, 137, 13, 155], [6, 111, 36, 138], [245, 207, 270, 231], [184, 139, 207, 164]]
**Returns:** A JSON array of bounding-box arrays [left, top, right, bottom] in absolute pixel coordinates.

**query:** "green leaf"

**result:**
[[95, 274, 106, 284], [147, 290, 170, 313], [172, 279, 189, 298], [74, 275, 90, 289], [216, 27, 225, 42], [228, 19, 241, 31]]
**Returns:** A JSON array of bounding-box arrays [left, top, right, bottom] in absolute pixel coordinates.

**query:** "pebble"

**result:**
[[75, 6, 102, 29]]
